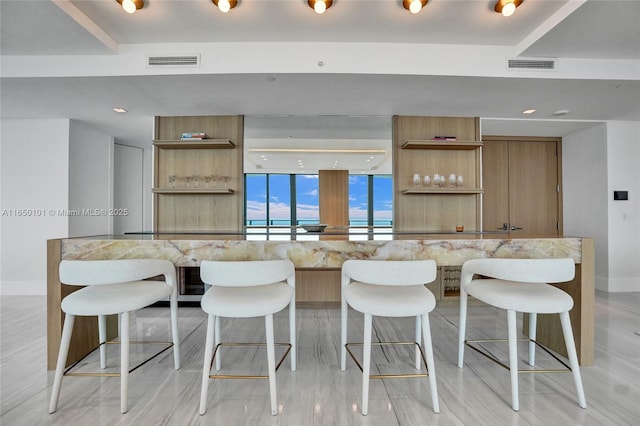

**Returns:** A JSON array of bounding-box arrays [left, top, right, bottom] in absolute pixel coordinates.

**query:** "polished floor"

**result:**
[[1, 291, 639, 425]]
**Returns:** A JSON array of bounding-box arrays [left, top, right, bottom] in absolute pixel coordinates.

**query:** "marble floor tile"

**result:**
[[1, 291, 639, 425]]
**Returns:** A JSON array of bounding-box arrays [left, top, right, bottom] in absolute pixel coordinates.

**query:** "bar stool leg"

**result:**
[[361, 313, 373, 415], [199, 315, 216, 415], [340, 296, 348, 371], [507, 310, 519, 411], [560, 311, 587, 408], [265, 313, 278, 416], [528, 313, 537, 366], [120, 312, 129, 414], [289, 302, 297, 371], [457, 290, 468, 368], [214, 317, 221, 371], [49, 314, 75, 413], [421, 314, 440, 413], [170, 293, 180, 369], [415, 316, 421, 369], [98, 315, 107, 369]]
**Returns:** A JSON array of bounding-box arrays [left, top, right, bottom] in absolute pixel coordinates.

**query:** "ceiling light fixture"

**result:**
[[212, 0, 237, 13], [403, 0, 428, 14], [494, 0, 522, 17], [522, 109, 536, 114], [116, 0, 143, 14], [308, 0, 332, 15], [113, 107, 128, 113]]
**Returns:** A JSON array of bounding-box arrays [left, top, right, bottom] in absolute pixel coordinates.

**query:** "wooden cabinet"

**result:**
[[393, 116, 482, 232], [482, 137, 562, 236], [153, 116, 244, 232]]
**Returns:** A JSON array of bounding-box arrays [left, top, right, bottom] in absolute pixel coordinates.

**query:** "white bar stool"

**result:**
[[49, 259, 180, 414], [199, 259, 296, 416], [457, 258, 586, 411], [340, 259, 440, 415]]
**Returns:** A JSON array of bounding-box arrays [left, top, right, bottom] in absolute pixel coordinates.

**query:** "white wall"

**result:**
[[563, 121, 640, 292], [0, 119, 70, 295], [606, 121, 640, 292], [563, 123, 609, 290], [68, 120, 114, 236], [0, 119, 116, 295]]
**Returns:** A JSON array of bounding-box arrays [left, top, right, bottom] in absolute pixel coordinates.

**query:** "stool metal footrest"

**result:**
[[64, 340, 174, 377], [346, 341, 430, 379], [465, 338, 573, 373], [208, 342, 292, 380]]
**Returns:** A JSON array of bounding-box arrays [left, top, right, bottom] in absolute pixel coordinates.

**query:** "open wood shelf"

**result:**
[[153, 139, 235, 149], [152, 188, 234, 194], [402, 188, 484, 194], [402, 140, 483, 150]]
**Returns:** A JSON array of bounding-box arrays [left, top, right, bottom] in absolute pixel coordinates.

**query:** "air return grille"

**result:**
[[507, 58, 556, 71], [147, 55, 200, 67]]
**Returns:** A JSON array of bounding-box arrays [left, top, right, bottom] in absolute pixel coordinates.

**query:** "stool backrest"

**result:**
[[342, 259, 437, 287], [461, 258, 575, 286], [200, 259, 295, 288], [59, 259, 176, 288]]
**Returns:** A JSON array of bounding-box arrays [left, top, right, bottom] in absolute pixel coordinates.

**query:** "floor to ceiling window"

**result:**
[[245, 173, 392, 228]]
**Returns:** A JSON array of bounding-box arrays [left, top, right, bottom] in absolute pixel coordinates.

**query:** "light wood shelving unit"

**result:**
[[153, 115, 244, 232], [393, 116, 483, 238]]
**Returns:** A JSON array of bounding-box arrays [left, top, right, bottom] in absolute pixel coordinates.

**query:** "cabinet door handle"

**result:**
[[498, 223, 509, 231], [511, 225, 523, 231]]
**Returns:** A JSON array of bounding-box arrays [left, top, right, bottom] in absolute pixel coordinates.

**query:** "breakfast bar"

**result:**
[[47, 231, 594, 369]]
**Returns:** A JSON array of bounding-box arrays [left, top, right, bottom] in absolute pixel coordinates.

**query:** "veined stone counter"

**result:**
[[47, 234, 594, 369], [59, 233, 583, 268]]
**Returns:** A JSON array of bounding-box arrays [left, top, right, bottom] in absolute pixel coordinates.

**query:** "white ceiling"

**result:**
[[1, 0, 639, 173]]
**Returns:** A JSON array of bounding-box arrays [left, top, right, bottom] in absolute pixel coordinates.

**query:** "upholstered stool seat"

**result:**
[[465, 279, 574, 314], [61, 281, 173, 316], [201, 283, 293, 318], [344, 283, 436, 317]]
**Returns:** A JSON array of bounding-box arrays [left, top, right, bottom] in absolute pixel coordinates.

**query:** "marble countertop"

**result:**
[[59, 233, 585, 268]]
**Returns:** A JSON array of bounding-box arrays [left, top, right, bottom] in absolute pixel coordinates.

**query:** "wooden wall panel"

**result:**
[[296, 269, 341, 305], [319, 170, 349, 227]]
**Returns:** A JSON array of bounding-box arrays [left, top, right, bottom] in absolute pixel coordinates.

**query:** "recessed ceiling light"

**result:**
[[113, 107, 127, 113], [552, 109, 570, 116], [522, 109, 536, 114]]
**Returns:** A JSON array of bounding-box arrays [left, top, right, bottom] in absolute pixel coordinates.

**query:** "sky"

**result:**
[[245, 174, 392, 224]]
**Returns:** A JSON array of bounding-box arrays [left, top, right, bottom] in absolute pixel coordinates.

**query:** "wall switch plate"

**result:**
[[613, 190, 628, 201]]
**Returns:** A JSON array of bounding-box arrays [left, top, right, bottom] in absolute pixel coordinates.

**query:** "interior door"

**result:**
[[483, 138, 561, 236], [114, 144, 144, 233], [482, 140, 509, 232]]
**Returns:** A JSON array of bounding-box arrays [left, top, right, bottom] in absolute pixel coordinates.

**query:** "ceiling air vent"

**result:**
[[147, 54, 200, 68], [507, 58, 557, 71]]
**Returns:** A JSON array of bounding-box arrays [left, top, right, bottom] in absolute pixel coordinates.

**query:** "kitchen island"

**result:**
[[47, 231, 594, 368]]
